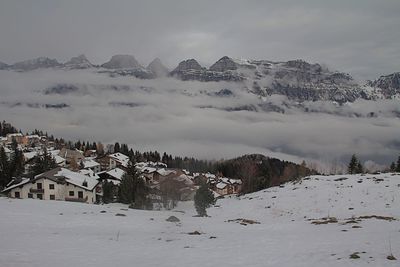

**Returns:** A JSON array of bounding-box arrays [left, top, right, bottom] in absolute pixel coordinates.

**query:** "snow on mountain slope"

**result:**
[[1, 173, 399, 267]]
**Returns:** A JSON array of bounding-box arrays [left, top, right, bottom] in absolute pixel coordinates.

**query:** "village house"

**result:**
[[2, 167, 102, 204], [80, 158, 101, 173], [58, 148, 84, 168], [96, 152, 130, 171], [6, 133, 24, 144], [211, 177, 243, 196]]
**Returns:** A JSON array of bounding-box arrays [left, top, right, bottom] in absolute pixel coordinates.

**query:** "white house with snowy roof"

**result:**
[[2, 167, 102, 204]]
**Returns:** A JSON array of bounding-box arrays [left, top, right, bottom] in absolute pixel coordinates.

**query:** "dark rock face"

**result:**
[[209, 56, 238, 72], [172, 59, 203, 73], [101, 55, 143, 69], [147, 58, 169, 77], [65, 54, 93, 69], [368, 72, 400, 98], [12, 57, 62, 70]]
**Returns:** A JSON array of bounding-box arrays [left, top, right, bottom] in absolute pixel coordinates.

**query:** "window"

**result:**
[[50, 195, 55, 200], [78, 191, 84, 199], [15, 192, 20, 198], [37, 194, 43, 200], [28, 193, 33, 198], [37, 183, 42, 189], [69, 191, 74, 196], [49, 184, 55, 190]]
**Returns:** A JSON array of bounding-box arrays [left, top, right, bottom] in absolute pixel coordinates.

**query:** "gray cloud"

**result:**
[[0, 69, 399, 172], [0, 0, 399, 79]]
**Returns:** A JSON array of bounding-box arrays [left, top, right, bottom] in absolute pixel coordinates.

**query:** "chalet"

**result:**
[[212, 178, 243, 196], [58, 148, 84, 165], [81, 159, 101, 173], [6, 133, 24, 144], [22, 135, 40, 146], [96, 152, 130, 171], [108, 153, 130, 168], [2, 167, 102, 204], [97, 167, 126, 185]]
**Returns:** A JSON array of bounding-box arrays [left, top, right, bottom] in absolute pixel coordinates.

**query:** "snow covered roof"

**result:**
[[7, 133, 23, 137], [25, 135, 40, 139], [157, 168, 176, 176], [23, 151, 38, 160], [82, 159, 100, 169], [53, 155, 66, 165], [109, 153, 130, 167], [1, 178, 31, 192], [54, 168, 99, 190], [105, 168, 126, 180], [216, 182, 228, 189], [78, 169, 100, 180]]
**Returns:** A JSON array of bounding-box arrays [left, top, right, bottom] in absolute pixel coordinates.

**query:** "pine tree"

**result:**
[[118, 162, 148, 206], [348, 154, 358, 174], [29, 148, 57, 177], [396, 156, 400, 172], [390, 162, 396, 172], [356, 161, 363, 174], [194, 183, 215, 217], [0, 146, 11, 188]]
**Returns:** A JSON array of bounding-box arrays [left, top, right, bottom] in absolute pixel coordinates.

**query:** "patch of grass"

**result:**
[[311, 217, 338, 225], [350, 252, 360, 259]]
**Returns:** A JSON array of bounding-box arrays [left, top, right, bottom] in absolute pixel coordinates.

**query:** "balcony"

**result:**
[[65, 196, 88, 203], [29, 188, 44, 193]]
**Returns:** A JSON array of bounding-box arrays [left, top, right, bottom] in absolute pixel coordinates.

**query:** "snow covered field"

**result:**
[[1, 173, 399, 267]]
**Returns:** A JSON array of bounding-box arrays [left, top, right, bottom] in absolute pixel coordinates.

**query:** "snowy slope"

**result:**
[[1, 173, 399, 267]]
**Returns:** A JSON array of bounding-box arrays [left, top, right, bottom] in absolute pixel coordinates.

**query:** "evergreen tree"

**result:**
[[29, 148, 57, 177], [396, 156, 400, 172], [348, 154, 358, 174], [118, 162, 148, 208], [356, 161, 363, 174], [102, 181, 114, 204], [0, 146, 11, 188], [114, 142, 120, 153], [194, 183, 215, 217], [390, 162, 396, 172]]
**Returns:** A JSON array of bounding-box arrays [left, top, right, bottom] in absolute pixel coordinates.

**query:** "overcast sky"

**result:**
[[0, 0, 399, 79]]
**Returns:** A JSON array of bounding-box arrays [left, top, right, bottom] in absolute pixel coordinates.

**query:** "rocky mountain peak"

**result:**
[[209, 56, 238, 72], [101, 55, 143, 69], [65, 54, 93, 69], [12, 57, 61, 70], [172, 59, 203, 73], [368, 72, 400, 98], [147, 58, 169, 77]]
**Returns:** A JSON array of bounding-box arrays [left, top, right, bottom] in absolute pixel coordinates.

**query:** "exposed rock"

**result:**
[[209, 56, 238, 72], [172, 59, 203, 73], [368, 72, 400, 98], [65, 54, 93, 69], [12, 57, 62, 70], [101, 55, 143, 69]]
